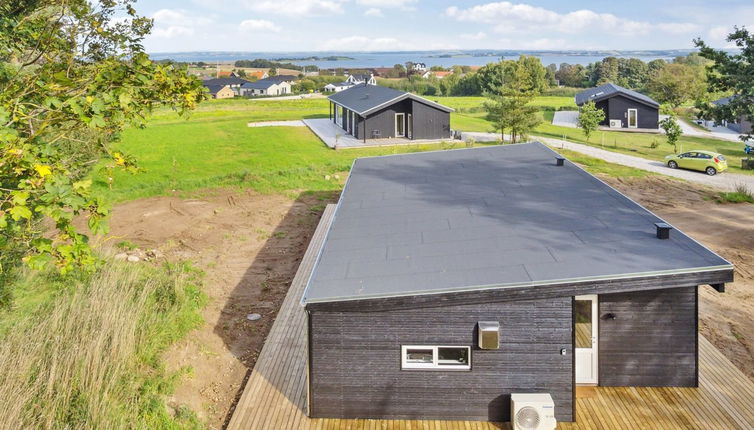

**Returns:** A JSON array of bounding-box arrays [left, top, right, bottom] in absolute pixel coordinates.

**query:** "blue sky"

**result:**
[[136, 0, 754, 52]]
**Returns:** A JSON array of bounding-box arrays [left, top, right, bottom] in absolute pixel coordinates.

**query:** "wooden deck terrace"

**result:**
[[227, 204, 754, 430]]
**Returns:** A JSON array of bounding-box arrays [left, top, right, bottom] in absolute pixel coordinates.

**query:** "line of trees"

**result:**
[[377, 54, 711, 109]]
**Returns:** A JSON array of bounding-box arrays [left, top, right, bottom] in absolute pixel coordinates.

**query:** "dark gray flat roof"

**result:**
[[328, 84, 453, 116], [575, 83, 660, 108], [301, 142, 731, 304]]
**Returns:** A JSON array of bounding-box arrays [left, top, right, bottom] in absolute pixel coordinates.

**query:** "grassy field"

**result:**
[[96, 105, 464, 202], [96, 96, 668, 202]]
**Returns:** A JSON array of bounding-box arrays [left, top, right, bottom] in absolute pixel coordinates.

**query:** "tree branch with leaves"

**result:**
[[694, 26, 754, 142], [0, 0, 207, 275]]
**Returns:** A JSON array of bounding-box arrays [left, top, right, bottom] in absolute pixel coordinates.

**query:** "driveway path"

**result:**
[[247, 120, 306, 127], [538, 136, 754, 192]]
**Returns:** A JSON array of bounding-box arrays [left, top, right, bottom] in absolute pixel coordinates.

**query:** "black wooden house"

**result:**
[[301, 142, 733, 423], [327, 84, 453, 141], [576, 83, 660, 129]]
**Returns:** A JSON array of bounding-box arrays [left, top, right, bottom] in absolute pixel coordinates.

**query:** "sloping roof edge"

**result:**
[[329, 89, 454, 116]]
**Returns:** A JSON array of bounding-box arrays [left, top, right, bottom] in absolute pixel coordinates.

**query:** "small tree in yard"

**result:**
[[659, 116, 683, 152], [484, 57, 542, 143], [577, 101, 605, 141]]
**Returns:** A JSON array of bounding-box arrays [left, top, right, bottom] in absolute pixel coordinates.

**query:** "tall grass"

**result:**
[[0, 260, 205, 429]]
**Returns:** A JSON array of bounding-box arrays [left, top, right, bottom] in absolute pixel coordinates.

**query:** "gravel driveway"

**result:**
[[538, 136, 754, 192]]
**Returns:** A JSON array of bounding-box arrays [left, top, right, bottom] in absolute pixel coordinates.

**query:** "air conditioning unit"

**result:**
[[511, 393, 556, 430], [609, 119, 622, 128]]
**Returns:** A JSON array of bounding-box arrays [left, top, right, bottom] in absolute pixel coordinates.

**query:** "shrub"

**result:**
[[718, 184, 754, 204]]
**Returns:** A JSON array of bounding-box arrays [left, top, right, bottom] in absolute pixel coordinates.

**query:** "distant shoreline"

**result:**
[[271, 56, 356, 61], [150, 49, 702, 68]]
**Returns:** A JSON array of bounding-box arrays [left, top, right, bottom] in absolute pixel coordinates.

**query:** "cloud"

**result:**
[[244, 0, 346, 16], [364, 8, 384, 17], [151, 9, 213, 38], [656, 22, 700, 34], [319, 35, 409, 51], [239, 19, 281, 33], [357, 0, 418, 10], [460, 31, 487, 40], [446, 2, 694, 37]]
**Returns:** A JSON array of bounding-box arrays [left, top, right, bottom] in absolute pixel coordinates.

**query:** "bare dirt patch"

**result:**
[[604, 175, 754, 381], [105, 189, 336, 429], [103, 175, 753, 429]]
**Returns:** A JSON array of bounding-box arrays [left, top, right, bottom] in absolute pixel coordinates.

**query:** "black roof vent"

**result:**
[[655, 222, 672, 239], [555, 156, 565, 166]]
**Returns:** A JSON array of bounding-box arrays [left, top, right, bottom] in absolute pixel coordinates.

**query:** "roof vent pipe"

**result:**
[[655, 222, 672, 239], [555, 156, 565, 166]]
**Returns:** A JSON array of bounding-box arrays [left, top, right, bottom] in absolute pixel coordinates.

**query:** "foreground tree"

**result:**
[[695, 27, 754, 142], [577, 101, 605, 142], [659, 116, 683, 153], [484, 57, 542, 143], [0, 1, 206, 274]]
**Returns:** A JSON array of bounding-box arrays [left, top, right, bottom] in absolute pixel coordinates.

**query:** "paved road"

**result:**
[[538, 136, 754, 192]]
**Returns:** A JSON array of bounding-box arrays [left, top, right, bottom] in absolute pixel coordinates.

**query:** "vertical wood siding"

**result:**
[[598, 286, 698, 387], [357, 99, 451, 140], [309, 297, 574, 422], [606, 95, 659, 129], [410, 100, 451, 139]]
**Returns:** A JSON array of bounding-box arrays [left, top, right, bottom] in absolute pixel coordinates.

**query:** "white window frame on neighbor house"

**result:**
[[401, 345, 471, 371], [627, 109, 638, 128], [395, 113, 405, 137]]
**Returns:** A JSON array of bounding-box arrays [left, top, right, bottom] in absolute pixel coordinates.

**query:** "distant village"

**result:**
[[193, 60, 474, 99]]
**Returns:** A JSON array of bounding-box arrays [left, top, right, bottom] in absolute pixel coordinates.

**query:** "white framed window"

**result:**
[[401, 345, 471, 370]]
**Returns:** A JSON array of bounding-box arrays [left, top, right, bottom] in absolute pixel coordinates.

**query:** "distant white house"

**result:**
[[324, 73, 376, 93], [412, 63, 427, 72], [324, 82, 353, 93], [240, 77, 292, 97]]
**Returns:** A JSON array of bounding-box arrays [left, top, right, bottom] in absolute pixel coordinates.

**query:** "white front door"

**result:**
[[575, 295, 598, 384], [395, 113, 405, 137], [627, 109, 638, 128]]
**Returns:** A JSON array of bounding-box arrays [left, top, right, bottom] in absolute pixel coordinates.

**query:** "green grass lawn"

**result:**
[[96, 99, 464, 202], [98, 95, 699, 203]]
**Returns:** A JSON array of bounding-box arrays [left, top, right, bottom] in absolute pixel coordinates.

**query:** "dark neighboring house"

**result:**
[[301, 142, 733, 423], [712, 96, 753, 134], [327, 84, 453, 141], [203, 76, 249, 96], [575, 83, 660, 129]]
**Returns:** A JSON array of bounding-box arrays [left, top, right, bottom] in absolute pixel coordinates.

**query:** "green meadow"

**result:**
[[96, 94, 751, 203]]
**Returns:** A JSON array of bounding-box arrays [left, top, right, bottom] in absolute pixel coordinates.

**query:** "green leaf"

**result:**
[[10, 205, 32, 221]]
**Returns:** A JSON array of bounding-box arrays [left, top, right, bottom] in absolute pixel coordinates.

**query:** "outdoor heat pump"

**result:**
[[478, 321, 500, 349]]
